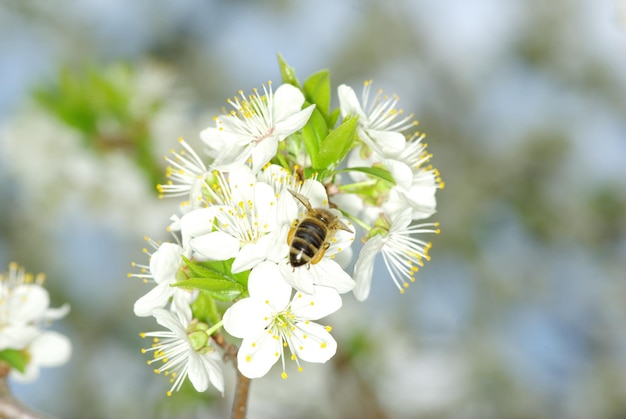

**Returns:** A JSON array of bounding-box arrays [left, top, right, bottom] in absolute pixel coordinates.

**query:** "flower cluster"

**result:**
[[0, 262, 72, 382], [132, 57, 442, 396]]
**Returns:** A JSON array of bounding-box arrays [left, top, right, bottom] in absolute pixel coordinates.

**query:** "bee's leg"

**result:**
[[309, 242, 330, 266], [287, 219, 299, 244]]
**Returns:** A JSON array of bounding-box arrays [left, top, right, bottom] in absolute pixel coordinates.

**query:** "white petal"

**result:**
[[309, 260, 355, 294], [353, 235, 384, 301], [273, 105, 315, 140], [252, 182, 278, 230], [211, 143, 251, 171], [150, 242, 183, 285], [8, 285, 49, 324], [248, 261, 292, 309], [43, 303, 71, 322], [225, 166, 256, 199], [292, 322, 337, 363], [190, 231, 240, 260], [251, 136, 278, 173], [199, 126, 220, 148], [180, 207, 218, 243], [152, 308, 187, 336], [133, 283, 172, 317], [223, 298, 270, 339], [237, 332, 281, 379], [187, 352, 210, 392], [364, 129, 406, 156], [384, 159, 413, 190], [232, 233, 281, 273], [272, 84, 306, 122], [278, 262, 315, 295], [204, 351, 225, 394], [290, 286, 342, 320], [29, 331, 72, 367], [332, 246, 353, 270], [337, 84, 366, 120], [0, 325, 40, 351]]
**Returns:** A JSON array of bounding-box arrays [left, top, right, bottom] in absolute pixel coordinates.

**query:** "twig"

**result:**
[[0, 364, 50, 419], [212, 333, 252, 419]]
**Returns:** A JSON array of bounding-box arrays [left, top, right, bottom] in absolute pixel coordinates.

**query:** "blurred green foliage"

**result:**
[[33, 65, 164, 187]]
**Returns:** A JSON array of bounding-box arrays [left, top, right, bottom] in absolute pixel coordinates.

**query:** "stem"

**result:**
[[338, 209, 370, 232], [336, 179, 377, 192], [231, 371, 251, 419], [0, 364, 50, 419], [212, 333, 252, 419]]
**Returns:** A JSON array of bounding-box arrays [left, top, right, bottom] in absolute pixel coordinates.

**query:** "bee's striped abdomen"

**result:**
[[289, 219, 327, 267]]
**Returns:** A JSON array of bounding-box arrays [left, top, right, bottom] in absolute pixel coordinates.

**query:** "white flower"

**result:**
[[353, 209, 440, 301], [382, 134, 444, 220], [0, 263, 71, 380], [0, 263, 70, 351], [141, 305, 224, 396], [223, 262, 341, 379], [201, 83, 315, 173], [338, 81, 416, 157], [10, 330, 72, 382], [157, 138, 210, 207], [132, 241, 196, 317], [182, 166, 288, 273]]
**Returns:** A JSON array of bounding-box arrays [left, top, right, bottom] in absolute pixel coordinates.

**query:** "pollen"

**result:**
[[325, 325, 332, 332], [320, 342, 327, 349], [246, 355, 252, 362], [281, 372, 288, 380]]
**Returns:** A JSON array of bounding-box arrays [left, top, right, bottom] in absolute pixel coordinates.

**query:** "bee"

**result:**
[[287, 189, 352, 268]]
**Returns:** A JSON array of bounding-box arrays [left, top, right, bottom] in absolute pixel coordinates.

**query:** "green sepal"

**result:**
[[0, 349, 27, 373], [174, 257, 249, 302], [301, 107, 328, 169], [334, 166, 396, 185], [315, 115, 358, 171], [303, 70, 331, 120], [277, 54, 300, 88]]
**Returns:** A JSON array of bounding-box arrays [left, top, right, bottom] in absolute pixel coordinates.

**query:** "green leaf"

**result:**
[[315, 115, 359, 171], [301, 107, 328, 169], [181, 257, 248, 287], [0, 349, 27, 373], [277, 54, 300, 88], [176, 277, 243, 302], [303, 70, 331, 119], [328, 108, 341, 128], [175, 257, 249, 302], [334, 166, 396, 185]]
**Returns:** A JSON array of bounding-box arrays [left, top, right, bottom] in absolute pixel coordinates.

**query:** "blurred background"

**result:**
[[1, 0, 626, 418]]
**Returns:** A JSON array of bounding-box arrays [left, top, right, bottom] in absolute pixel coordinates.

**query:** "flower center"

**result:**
[[186, 319, 215, 355]]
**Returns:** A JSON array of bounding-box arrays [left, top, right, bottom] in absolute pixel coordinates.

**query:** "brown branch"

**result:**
[[212, 333, 252, 419], [0, 364, 51, 419]]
